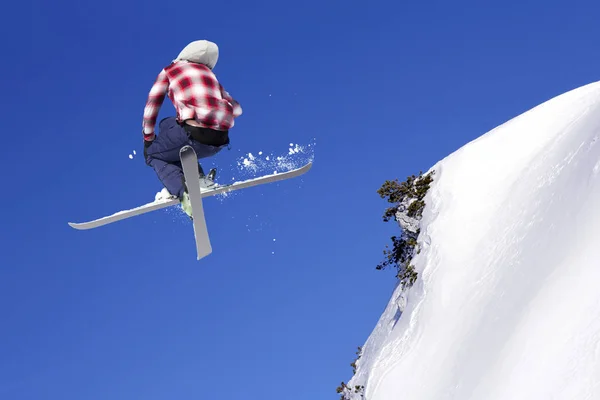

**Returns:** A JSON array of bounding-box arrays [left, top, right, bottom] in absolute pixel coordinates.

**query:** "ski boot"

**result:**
[[178, 177, 194, 220], [207, 168, 216, 181], [179, 191, 193, 220], [199, 165, 217, 189]]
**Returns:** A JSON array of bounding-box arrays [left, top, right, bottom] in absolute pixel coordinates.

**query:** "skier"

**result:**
[[142, 39, 242, 217]]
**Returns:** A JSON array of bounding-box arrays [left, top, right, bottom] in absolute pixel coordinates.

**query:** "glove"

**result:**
[[143, 136, 154, 163]]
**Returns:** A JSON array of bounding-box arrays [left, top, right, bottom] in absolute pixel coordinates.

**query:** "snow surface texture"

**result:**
[[347, 81, 600, 400]]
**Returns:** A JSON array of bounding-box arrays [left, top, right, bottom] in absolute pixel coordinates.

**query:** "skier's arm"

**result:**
[[142, 69, 169, 141], [219, 84, 242, 117]]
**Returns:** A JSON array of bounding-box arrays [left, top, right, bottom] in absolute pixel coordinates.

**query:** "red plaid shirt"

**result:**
[[142, 61, 242, 141]]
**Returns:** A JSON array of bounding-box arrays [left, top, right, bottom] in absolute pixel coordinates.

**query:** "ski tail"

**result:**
[[180, 145, 212, 260]]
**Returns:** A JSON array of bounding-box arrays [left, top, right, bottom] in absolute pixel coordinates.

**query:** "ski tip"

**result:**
[[68, 222, 85, 230], [180, 145, 195, 155], [293, 161, 313, 173]]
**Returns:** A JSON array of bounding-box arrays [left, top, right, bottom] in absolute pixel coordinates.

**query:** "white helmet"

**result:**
[[174, 40, 219, 69]]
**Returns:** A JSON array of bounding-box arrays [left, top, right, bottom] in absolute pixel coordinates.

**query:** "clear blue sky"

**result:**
[[4, 0, 599, 399]]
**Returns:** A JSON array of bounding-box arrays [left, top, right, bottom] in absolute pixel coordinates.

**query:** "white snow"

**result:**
[[234, 140, 315, 178], [288, 143, 302, 155], [154, 188, 171, 201], [347, 81, 600, 400]]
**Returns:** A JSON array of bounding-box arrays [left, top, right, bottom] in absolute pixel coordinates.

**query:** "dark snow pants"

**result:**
[[144, 117, 229, 198]]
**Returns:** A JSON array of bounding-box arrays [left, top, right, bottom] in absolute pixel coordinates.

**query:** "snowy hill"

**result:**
[[345, 81, 600, 400]]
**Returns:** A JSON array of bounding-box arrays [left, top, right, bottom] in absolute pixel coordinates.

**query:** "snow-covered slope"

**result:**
[[348, 81, 600, 400]]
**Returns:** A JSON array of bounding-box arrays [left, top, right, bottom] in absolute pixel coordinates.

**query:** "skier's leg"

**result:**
[[147, 158, 186, 198], [144, 117, 192, 197], [147, 158, 191, 217], [190, 142, 227, 187], [145, 117, 190, 163]]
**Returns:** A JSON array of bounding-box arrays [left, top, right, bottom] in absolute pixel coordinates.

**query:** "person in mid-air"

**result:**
[[142, 39, 243, 217]]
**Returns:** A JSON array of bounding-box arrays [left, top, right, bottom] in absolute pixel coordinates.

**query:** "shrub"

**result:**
[[336, 382, 365, 400], [336, 347, 364, 399], [376, 170, 434, 289]]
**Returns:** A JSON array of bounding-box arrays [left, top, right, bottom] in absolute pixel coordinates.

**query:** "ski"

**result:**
[[180, 145, 212, 260], [68, 161, 312, 231]]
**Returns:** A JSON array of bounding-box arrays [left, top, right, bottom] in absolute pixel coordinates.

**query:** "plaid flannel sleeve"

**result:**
[[142, 69, 169, 140], [219, 84, 243, 117]]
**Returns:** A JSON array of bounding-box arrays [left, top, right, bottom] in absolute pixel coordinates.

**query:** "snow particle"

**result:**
[[129, 154, 133, 159], [233, 140, 315, 180]]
